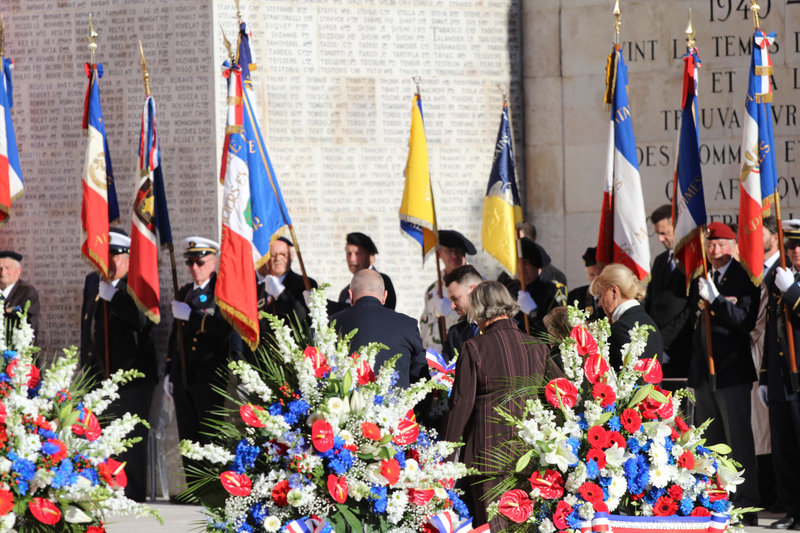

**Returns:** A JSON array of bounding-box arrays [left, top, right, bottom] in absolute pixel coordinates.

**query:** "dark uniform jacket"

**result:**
[[608, 302, 664, 371], [337, 268, 396, 311], [761, 265, 800, 401], [505, 277, 564, 334], [689, 259, 759, 388], [332, 296, 428, 388], [643, 251, 693, 378], [255, 270, 317, 342], [3, 279, 40, 343], [567, 284, 605, 321], [442, 319, 480, 362]]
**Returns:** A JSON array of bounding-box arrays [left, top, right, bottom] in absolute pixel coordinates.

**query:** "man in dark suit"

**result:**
[[566, 247, 605, 321], [690, 222, 760, 525], [442, 264, 483, 361], [759, 219, 800, 529], [0, 250, 40, 343], [643, 205, 693, 388], [168, 237, 235, 450], [79, 228, 156, 502], [332, 269, 427, 388], [512, 238, 566, 333]]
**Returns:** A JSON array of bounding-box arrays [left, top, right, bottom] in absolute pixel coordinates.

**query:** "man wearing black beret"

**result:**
[[0, 250, 40, 344], [566, 246, 605, 321], [336, 232, 396, 310], [508, 237, 566, 333]]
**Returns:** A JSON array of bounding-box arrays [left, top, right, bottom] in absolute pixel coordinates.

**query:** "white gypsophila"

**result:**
[[228, 360, 272, 402], [676, 469, 697, 490], [387, 490, 408, 523], [565, 462, 587, 492], [38, 348, 80, 399], [179, 441, 235, 464]]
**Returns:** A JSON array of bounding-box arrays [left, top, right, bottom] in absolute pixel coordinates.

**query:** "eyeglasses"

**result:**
[[185, 258, 207, 267]]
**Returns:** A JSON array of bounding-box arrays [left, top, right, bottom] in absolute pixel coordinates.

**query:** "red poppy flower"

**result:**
[[634, 358, 663, 384], [240, 404, 266, 428], [690, 507, 711, 517], [381, 458, 401, 485], [586, 447, 607, 469], [545, 378, 578, 409], [653, 495, 678, 517], [311, 419, 334, 452], [588, 426, 610, 449], [98, 458, 128, 489], [408, 488, 435, 505], [621, 408, 642, 433], [303, 346, 331, 378], [584, 354, 610, 384], [571, 324, 599, 356], [579, 482, 604, 504], [0, 489, 12, 515], [272, 479, 290, 506], [361, 422, 382, 441], [553, 500, 573, 530], [677, 450, 695, 470], [351, 353, 376, 385], [674, 416, 690, 434], [392, 418, 419, 445], [668, 485, 684, 501], [607, 431, 626, 450], [72, 409, 101, 441], [592, 382, 617, 408], [220, 471, 252, 497], [327, 474, 348, 503], [498, 489, 533, 524], [29, 498, 61, 525], [529, 469, 564, 499]]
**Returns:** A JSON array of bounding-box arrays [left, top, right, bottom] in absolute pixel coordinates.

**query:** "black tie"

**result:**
[[713, 270, 721, 286]]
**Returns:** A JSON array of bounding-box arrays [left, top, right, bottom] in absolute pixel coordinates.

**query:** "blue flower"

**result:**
[[607, 415, 621, 431], [643, 487, 665, 505], [577, 413, 589, 430], [373, 395, 385, 405], [603, 403, 617, 413], [696, 445, 710, 456], [37, 428, 58, 440], [627, 438, 641, 453], [394, 450, 406, 469], [711, 500, 729, 513], [566, 437, 581, 457], [288, 399, 310, 416], [417, 432, 431, 448], [41, 440, 62, 456], [679, 497, 694, 516], [317, 523, 333, 533], [79, 468, 100, 485], [371, 485, 388, 513], [237, 523, 253, 533], [288, 474, 305, 489], [586, 459, 599, 480], [447, 490, 471, 520], [250, 502, 268, 523], [231, 439, 260, 473], [283, 411, 299, 426], [663, 436, 674, 455], [329, 449, 354, 475], [268, 403, 283, 416], [52, 459, 76, 489], [566, 506, 583, 529]]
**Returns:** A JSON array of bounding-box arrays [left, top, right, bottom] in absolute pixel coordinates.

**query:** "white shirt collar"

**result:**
[[712, 257, 732, 280], [765, 251, 780, 270], [193, 278, 211, 291], [0, 282, 15, 299], [611, 299, 639, 323]]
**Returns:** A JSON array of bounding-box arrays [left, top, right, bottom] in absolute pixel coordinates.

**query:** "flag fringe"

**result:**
[[126, 285, 161, 325], [216, 296, 259, 352]]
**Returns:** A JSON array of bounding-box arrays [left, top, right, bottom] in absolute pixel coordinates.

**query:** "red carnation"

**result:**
[[380, 458, 401, 485], [392, 418, 419, 445], [634, 358, 663, 384], [586, 447, 607, 469], [677, 450, 695, 470], [220, 471, 252, 497], [653, 495, 678, 517], [690, 507, 711, 517], [545, 378, 578, 409], [571, 324, 599, 356], [361, 422, 382, 441], [327, 474, 348, 503], [311, 419, 335, 452], [0, 489, 12, 515], [498, 489, 533, 524], [408, 488, 435, 505], [668, 484, 684, 501], [584, 354, 610, 384], [240, 404, 266, 428], [621, 408, 642, 433], [553, 500, 573, 530], [529, 469, 564, 499], [588, 426, 610, 448], [607, 431, 626, 450], [272, 479, 290, 506], [579, 482, 604, 504], [28, 498, 61, 525], [592, 382, 616, 408]]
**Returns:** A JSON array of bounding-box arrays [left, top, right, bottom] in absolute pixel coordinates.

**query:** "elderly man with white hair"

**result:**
[[0, 250, 40, 342]]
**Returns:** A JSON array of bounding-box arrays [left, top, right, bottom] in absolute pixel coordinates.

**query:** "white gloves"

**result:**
[[698, 274, 720, 303], [171, 300, 191, 321], [758, 384, 769, 408], [435, 294, 452, 316], [163, 375, 173, 397], [303, 290, 312, 307], [775, 266, 796, 293], [98, 280, 116, 302], [517, 290, 537, 314], [265, 275, 286, 298]]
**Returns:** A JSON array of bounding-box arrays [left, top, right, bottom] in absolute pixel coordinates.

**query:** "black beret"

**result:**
[[520, 237, 544, 268], [438, 229, 476, 255], [346, 232, 378, 255], [582, 247, 597, 267], [0, 250, 22, 261], [276, 236, 294, 247]]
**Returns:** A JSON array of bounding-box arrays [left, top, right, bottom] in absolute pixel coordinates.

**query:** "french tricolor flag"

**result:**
[[0, 55, 22, 224]]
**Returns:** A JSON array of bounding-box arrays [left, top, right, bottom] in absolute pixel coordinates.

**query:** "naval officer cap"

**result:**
[[783, 219, 800, 243], [346, 232, 378, 255], [0, 251, 23, 262], [438, 229, 477, 255], [109, 228, 131, 255], [182, 236, 220, 257]]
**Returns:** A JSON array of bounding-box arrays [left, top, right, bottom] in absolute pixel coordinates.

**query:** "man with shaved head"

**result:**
[[332, 269, 428, 388]]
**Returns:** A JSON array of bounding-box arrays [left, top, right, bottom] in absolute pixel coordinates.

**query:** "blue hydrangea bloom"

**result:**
[[586, 459, 600, 480], [447, 490, 471, 520], [231, 439, 260, 473], [371, 485, 388, 513], [329, 449, 354, 475]]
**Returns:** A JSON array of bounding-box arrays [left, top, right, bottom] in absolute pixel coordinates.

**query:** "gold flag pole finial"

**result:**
[[138, 40, 151, 97], [496, 83, 508, 104], [1, 15, 5, 58], [749, 0, 761, 30], [412, 75, 421, 96], [87, 13, 98, 64], [613, 0, 622, 45], [685, 9, 696, 49], [235, 0, 242, 24], [221, 25, 235, 63]]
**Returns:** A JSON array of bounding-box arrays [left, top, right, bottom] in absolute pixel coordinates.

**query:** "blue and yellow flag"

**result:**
[[399, 93, 437, 260], [482, 102, 522, 274]]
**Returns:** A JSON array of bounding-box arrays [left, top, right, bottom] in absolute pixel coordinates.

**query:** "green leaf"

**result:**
[[342, 371, 353, 394], [378, 446, 394, 460], [379, 433, 394, 446], [595, 411, 614, 426], [627, 384, 653, 408], [707, 443, 732, 455], [329, 512, 346, 533], [649, 389, 669, 403], [338, 504, 362, 532], [356, 452, 375, 461], [515, 449, 535, 472]]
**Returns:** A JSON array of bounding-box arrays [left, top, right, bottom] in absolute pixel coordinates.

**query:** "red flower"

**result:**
[[634, 358, 663, 384], [220, 471, 252, 497], [407, 448, 420, 463], [72, 409, 101, 441], [498, 489, 533, 524], [0, 489, 12, 515], [607, 431, 626, 450], [553, 500, 573, 530], [408, 488, 435, 505], [272, 479, 290, 506], [587, 426, 610, 448], [653, 495, 679, 516], [621, 408, 642, 433], [327, 474, 348, 503], [594, 501, 609, 512], [639, 386, 673, 420], [545, 378, 578, 409], [529, 469, 564, 499], [668, 485, 684, 501], [45, 438, 68, 464], [240, 404, 266, 428], [311, 419, 334, 452], [592, 382, 616, 407], [361, 422, 382, 441], [87, 527, 106, 533], [674, 416, 690, 434], [351, 353, 376, 385], [29, 498, 61, 525], [98, 458, 128, 489], [571, 324, 599, 356], [690, 507, 711, 517], [677, 450, 695, 470], [303, 346, 331, 378], [0, 403, 6, 424], [579, 482, 604, 504], [586, 447, 607, 469], [584, 354, 610, 384], [7, 359, 41, 389], [380, 458, 401, 485], [392, 418, 419, 445]]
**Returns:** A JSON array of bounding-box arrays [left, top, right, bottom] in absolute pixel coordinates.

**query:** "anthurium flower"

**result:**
[[408, 488, 435, 505], [6, 359, 41, 389], [311, 419, 334, 452], [351, 353, 376, 385], [303, 346, 331, 378], [584, 354, 609, 384], [327, 474, 348, 503], [545, 378, 578, 409], [72, 409, 101, 441], [0, 489, 12, 515], [380, 458, 401, 485], [634, 357, 663, 384], [529, 469, 564, 499], [29, 498, 61, 525], [361, 422, 382, 441], [553, 500, 573, 530], [498, 489, 533, 523], [220, 471, 252, 496], [98, 458, 128, 489], [393, 418, 419, 445], [570, 324, 598, 356], [240, 404, 266, 428]]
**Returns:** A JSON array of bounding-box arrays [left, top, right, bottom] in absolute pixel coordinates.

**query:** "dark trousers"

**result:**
[[769, 397, 800, 518], [694, 381, 760, 507]]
